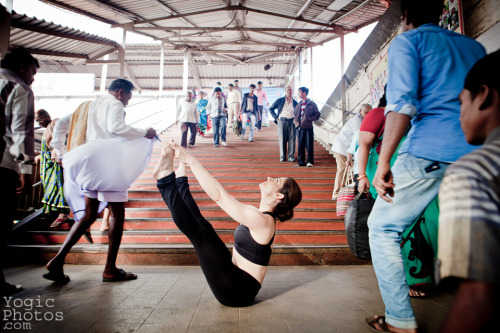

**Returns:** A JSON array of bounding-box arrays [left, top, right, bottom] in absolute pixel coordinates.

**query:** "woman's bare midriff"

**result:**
[[232, 248, 267, 285]]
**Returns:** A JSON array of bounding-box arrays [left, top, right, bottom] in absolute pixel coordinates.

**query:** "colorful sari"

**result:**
[[197, 98, 208, 136], [40, 135, 69, 215]]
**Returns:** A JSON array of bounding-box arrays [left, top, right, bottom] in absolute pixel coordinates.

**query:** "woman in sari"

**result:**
[[197, 91, 208, 136], [35, 110, 70, 227]]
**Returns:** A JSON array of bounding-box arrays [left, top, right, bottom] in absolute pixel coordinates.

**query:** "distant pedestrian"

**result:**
[[331, 104, 371, 199], [234, 79, 242, 96], [197, 92, 208, 136], [240, 84, 259, 142], [254, 81, 269, 130], [208, 87, 228, 147], [227, 83, 242, 127], [177, 91, 199, 148], [270, 86, 298, 162], [293, 87, 320, 167]]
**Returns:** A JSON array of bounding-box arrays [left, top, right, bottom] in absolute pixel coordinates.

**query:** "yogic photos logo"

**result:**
[[2, 295, 63, 331]]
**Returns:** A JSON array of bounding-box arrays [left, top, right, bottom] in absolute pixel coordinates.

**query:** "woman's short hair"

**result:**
[[273, 178, 302, 222]]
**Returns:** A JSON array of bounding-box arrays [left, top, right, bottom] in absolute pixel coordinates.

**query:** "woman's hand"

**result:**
[[346, 153, 353, 167], [169, 140, 194, 165], [357, 177, 370, 193]]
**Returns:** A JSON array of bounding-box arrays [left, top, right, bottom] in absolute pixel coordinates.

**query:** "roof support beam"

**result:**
[[87, 46, 119, 63], [197, 50, 295, 54], [253, 31, 311, 44], [134, 27, 341, 33], [87, 60, 291, 66], [82, 0, 140, 21], [243, 53, 291, 64], [209, 53, 246, 65], [187, 51, 202, 90], [15, 48, 88, 59], [193, 39, 319, 48], [120, 5, 337, 29], [124, 64, 142, 93]]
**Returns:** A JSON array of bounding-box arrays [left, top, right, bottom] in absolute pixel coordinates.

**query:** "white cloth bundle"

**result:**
[[63, 137, 155, 221]]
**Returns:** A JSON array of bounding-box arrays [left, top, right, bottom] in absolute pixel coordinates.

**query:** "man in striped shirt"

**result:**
[[438, 50, 500, 333]]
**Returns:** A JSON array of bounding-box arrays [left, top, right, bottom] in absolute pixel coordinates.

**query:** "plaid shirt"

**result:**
[[437, 127, 500, 284]]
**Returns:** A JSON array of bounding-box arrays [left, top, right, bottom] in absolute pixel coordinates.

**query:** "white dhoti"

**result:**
[[63, 137, 155, 221]]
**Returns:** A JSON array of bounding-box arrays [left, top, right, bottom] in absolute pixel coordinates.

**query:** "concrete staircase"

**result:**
[[9, 123, 365, 265]]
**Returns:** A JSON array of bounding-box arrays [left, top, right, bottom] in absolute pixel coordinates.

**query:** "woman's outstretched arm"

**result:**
[[169, 141, 267, 229]]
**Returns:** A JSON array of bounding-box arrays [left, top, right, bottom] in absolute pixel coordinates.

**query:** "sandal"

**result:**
[[43, 271, 70, 285], [102, 269, 137, 282], [366, 316, 391, 332], [50, 218, 67, 228]]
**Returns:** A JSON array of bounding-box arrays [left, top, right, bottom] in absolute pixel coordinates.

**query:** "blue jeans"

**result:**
[[212, 116, 226, 145], [368, 153, 449, 329], [241, 113, 256, 141]]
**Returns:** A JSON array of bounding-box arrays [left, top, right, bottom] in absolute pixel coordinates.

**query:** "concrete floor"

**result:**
[[1, 265, 455, 333]]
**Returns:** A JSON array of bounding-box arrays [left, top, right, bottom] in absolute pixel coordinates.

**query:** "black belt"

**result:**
[[279, 117, 294, 121]]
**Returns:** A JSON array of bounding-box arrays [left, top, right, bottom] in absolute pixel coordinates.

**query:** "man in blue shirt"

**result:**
[[367, 0, 486, 332]]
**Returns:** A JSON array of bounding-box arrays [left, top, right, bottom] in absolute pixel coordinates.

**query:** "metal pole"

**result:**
[[310, 47, 314, 99], [159, 43, 165, 96], [119, 29, 127, 78], [100, 54, 109, 94], [182, 50, 189, 94], [340, 32, 346, 125]]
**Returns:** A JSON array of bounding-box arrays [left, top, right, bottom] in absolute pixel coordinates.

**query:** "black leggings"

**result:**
[[157, 173, 261, 307]]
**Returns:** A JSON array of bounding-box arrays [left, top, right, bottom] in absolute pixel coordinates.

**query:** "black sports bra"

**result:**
[[233, 212, 275, 266]]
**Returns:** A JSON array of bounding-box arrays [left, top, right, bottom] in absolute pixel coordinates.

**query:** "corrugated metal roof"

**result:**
[[8, 0, 390, 91]]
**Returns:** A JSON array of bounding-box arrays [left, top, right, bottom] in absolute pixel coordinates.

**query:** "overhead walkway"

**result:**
[[8, 123, 365, 266]]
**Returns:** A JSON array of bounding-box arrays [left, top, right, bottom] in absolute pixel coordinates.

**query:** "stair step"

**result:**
[[12, 123, 358, 265], [7, 244, 366, 265], [16, 229, 348, 245]]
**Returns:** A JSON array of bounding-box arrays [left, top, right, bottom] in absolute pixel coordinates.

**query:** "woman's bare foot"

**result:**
[[176, 162, 188, 178], [409, 289, 426, 297], [100, 207, 110, 231], [152, 144, 174, 180]]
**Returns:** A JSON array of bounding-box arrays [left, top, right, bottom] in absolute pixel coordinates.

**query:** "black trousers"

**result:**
[[0, 168, 19, 281], [256, 106, 263, 129], [157, 173, 261, 307], [180, 122, 197, 148], [297, 127, 314, 165]]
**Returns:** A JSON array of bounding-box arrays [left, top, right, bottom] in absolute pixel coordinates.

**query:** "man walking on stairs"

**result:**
[[44, 79, 157, 284]]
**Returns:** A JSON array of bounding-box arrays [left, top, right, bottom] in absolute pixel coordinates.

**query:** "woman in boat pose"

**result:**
[[153, 141, 302, 307]]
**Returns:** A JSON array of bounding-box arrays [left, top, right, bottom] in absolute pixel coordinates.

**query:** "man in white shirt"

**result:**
[[176, 91, 199, 148], [226, 83, 242, 127], [269, 86, 298, 162], [331, 104, 371, 199], [44, 79, 156, 284]]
